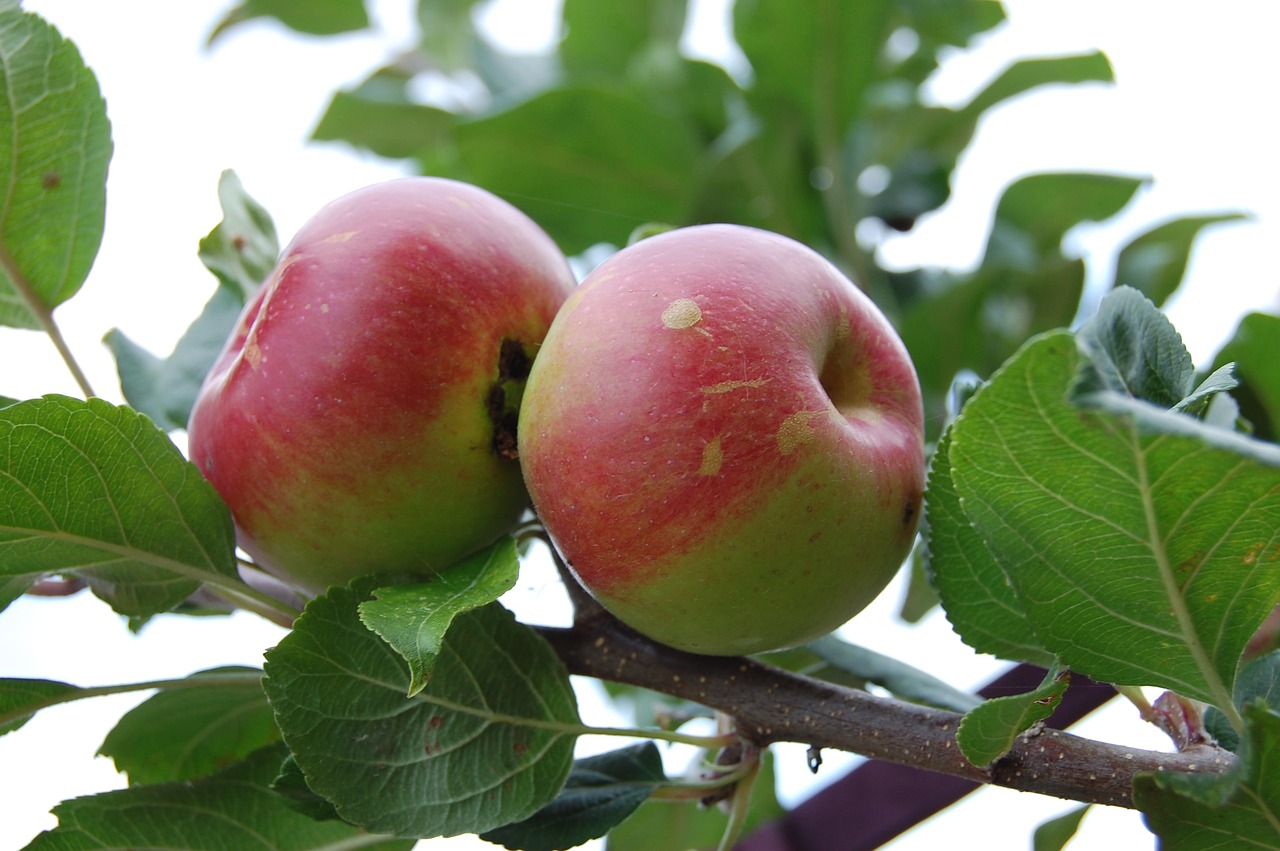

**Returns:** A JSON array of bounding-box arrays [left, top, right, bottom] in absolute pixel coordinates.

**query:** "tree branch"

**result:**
[[536, 611, 1235, 809]]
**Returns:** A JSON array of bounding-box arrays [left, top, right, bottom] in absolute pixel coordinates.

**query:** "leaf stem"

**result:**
[[418, 692, 738, 750], [1114, 684, 1155, 716], [1132, 428, 1244, 734], [0, 243, 96, 397], [645, 758, 758, 802], [5, 525, 303, 624], [202, 580, 300, 627], [0, 670, 265, 730], [717, 753, 762, 851]]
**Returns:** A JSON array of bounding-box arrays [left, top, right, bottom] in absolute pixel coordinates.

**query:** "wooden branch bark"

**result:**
[[536, 610, 1236, 809]]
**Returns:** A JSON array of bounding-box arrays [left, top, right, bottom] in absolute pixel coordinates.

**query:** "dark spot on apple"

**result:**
[[497, 338, 532, 381], [232, 234, 248, 251], [488, 385, 519, 460], [488, 338, 533, 461], [902, 495, 919, 527]]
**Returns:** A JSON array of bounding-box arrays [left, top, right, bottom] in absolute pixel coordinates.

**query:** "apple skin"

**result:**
[[518, 224, 925, 655], [187, 177, 576, 595]]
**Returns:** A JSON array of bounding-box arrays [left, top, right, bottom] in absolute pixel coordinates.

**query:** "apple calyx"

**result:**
[[488, 338, 535, 460]]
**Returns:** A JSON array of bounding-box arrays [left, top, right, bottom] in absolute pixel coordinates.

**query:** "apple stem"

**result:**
[[202, 578, 301, 627]]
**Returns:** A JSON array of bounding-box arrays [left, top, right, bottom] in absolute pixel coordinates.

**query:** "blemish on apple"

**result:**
[[699, 437, 724, 476], [242, 337, 264, 369], [776, 410, 817, 455], [701, 378, 770, 394], [661, 298, 702, 329]]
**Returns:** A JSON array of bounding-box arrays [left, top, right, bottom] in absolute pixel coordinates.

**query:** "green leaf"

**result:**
[[901, 259, 1086, 428], [898, 544, 941, 624], [1135, 702, 1280, 849], [0, 678, 79, 736], [885, 0, 1005, 86], [0, 396, 239, 616], [561, 0, 687, 77], [453, 85, 701, 253], [966, 53, 1114, 118], [469, 37, 560, 107], [1214, 311, 1280, 442], [98, 666, 278, 785], [948, 332, 1280, 708], [104, 285, 244, 432], [312, 69, 457, 160], [0, 573, 31, 610], [734, 0, 892, 133], [1033, 805, 1091, 851], [1175, 363, 1240, 418], [923, 430, 1056, 666], [417, 0, 485, 71], [208, 0, 370, 43], [271, 754, 342, 822], [899, 173, 1145, 408], [358, 536, 520, 697], [917, 178, 1147, 383], [263, 586, 579, 838], [21, 744, 414, 851], [1072, 285, 1196, 409], [481, 742, 667, 851], [693, 113, 828, 247], [0, 4, 112, 328], [1114, 214, 1247, 306], [197, 170, 279, 303], [804, 634, 983, 712], [105, 170, 273, 431], [861, 53, 1113, 231], [956, 666, 1070, 767], [605, 750, 785, 851], [1206, 651, 1280, 753], [985, 172, 1147, 265]]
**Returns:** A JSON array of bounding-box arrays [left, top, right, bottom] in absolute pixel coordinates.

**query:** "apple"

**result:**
[[187, 177, 576, 595], [518, 224, 925, 655]]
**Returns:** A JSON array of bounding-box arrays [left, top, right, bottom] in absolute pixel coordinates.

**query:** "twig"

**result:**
[[536, 611, 1235, 809]]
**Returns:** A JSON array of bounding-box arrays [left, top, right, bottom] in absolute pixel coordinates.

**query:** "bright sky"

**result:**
[[3, 1, 1277, 849]]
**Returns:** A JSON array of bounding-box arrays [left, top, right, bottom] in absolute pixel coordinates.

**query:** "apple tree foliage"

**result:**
[[2, 1, 1278, 849]]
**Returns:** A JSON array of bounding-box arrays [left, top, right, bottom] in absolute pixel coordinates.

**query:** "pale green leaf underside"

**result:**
[[359, 536, 520, 696], [264, 590, 579, 838], [0, 396, 238, 616], [956, 666, 1068, 767], [0, 6, 112, 327], [197, 169, 279, 302], [950, 332, 1280, 707], [1135, 702, 1280, 848]]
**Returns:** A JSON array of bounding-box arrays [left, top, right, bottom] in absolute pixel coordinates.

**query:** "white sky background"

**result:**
[[2, 0, 1278, 849]]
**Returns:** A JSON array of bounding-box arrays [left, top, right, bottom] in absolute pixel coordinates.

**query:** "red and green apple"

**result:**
[[518, 224, 925, 655], [187, 177, 576, 596]]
